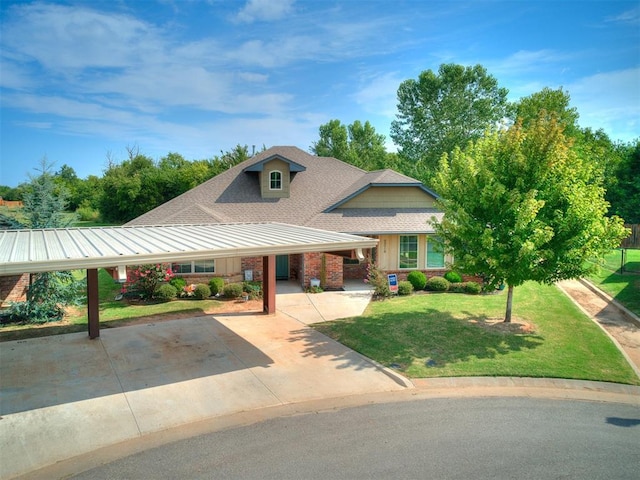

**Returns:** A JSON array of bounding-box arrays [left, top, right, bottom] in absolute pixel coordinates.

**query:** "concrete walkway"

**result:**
[[0, 282, 404, 479]]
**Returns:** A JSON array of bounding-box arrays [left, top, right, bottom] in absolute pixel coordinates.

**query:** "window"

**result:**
[[399, 235, 418, 269], [270, 170, 282, 190], [172, 260, 215, 274], [426, 237, 445, 268]]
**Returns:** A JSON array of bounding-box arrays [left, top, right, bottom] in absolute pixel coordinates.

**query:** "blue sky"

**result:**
[[1, 0, 638, 187]]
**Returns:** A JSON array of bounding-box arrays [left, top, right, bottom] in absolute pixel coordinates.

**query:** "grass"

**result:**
[[587, 249, 640, 317], [313, 281, 639, 385], [0, 269, 226, 341]]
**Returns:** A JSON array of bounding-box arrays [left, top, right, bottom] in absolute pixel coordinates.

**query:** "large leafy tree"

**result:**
[[515, 87, 579, 136], [311, 119, 389, 170], [99, 145, 253, 223], [391, 64, 511, 184], [432, 115, 628, 323], [606, 140, 640, 223]]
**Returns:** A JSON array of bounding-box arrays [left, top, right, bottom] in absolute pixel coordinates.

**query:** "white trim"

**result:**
[[398, 234, 418, 270], [269, 170, 283, 190]]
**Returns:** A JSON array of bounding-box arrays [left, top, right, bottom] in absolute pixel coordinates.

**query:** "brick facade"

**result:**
[[241, 257, 264, 281], [0, 274, 30, 306], [344, 261, 368, 281], [301, 252, 343, 289]]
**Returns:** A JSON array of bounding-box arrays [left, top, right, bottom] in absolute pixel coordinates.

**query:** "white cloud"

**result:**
[[606, 6, 640, 25], [2, 3, 162, 71], [491, 50, 566, 76], [568, 68, 640, 141], [235, 0, 294, 24], [353, 72, 403, 119]]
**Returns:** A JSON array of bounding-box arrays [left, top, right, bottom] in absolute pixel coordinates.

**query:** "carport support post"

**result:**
[[263, 255, 276, 314], [87, 268, 100, 339]]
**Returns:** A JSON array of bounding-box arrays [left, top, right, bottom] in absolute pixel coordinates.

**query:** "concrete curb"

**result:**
[[578, 278, 640, 328]]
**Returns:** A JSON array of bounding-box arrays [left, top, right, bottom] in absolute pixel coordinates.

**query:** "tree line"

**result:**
[[1, 63, 638, 225]]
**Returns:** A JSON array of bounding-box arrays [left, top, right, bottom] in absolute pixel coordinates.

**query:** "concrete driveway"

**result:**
[[0, 284, 408, 479]]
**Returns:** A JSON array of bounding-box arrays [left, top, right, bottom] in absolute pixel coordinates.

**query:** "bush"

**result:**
[[194, 283, 211, 299], [407, 271, 427, 290], [398, 281, 414, 296], [209, 277, 225, 296], [444, 271, 462, 283], [449, 282, 466, 293], [365, 262, 391, 298], [223, 283, 244, 299], [170, 277, 187, 291], [76, 204, 100, 222], [463, 281, 482, 294], [242, 281, 262, 299], [127, 264, 174, 299], [154, 283, 177, 301], [425, 276, 450, 292]]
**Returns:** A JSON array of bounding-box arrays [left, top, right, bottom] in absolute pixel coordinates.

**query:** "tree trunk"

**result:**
[[504, 284, 514, 323]]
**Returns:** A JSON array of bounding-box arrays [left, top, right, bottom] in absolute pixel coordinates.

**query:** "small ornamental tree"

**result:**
[[365, 261, 391, 298], [432, 115, 628, 322], [127, 264, 174, 299]]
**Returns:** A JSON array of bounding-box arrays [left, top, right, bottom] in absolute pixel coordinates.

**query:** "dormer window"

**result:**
[[270, 170, 282, 190]]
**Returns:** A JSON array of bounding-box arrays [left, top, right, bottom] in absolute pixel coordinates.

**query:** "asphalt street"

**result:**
[[65, 397, 640, 480]]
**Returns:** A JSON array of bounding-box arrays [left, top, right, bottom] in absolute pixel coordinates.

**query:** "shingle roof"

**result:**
[[127, 146, 441, 234]]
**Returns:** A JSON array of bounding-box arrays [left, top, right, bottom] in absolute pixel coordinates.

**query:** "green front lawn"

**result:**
[[314, 282, 639, 385], [0, 269, 226, 341], [587, 249, 640, 317]]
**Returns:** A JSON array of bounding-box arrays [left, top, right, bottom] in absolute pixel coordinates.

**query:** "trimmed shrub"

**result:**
[[398, 281, 414, 296], [449, 282, 466, 293], [425, 276, 450, 292], [444, 271, 462, 283], [223, 283, 243, 299], [406, 271, 427, 290], [155, 283, 177, 301], [463, 281, 482, 294], [194, 283, 211, 299], [209, 277, 225, 296], [242, 281, 262, 299], [170, 277, 187, 291]]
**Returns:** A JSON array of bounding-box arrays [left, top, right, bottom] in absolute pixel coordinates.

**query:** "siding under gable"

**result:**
[[341, 186, 435, 209], [260, 158, 291, 198]]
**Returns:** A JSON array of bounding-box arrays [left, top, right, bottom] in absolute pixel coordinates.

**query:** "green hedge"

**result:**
[[407, 271, 427, 290], [425, 276, 450, 292]]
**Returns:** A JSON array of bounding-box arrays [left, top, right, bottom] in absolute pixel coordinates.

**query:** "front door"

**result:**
[[276, 255, 289, 280]]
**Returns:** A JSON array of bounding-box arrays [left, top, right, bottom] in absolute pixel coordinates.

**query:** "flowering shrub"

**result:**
[[180, 284, 197, 298], [127, 264, 174, 299], [365, 261, 391, 299]]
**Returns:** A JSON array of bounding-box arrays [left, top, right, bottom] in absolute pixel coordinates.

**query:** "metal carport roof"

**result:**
[[0, 222, 378, 275], [0, 222, 378, 338]]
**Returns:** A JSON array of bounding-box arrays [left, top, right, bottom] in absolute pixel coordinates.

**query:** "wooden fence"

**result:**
[[621, 224, 639, 249], [0, 198, 23, 208]]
